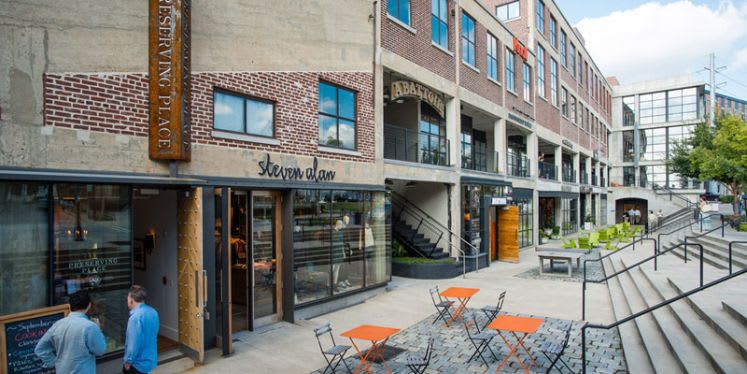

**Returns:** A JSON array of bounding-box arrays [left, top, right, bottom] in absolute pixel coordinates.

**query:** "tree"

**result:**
[[668, 114, 747, 214]]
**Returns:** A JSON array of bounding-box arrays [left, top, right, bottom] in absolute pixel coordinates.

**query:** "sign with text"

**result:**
[[390, 81, 445, 119], [149, 0, 191, 161], [0, 305, 70, 374], [513, 38, 528, 61], [258, 154, 336, 182]]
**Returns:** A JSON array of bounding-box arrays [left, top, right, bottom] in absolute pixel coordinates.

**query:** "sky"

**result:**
[[555, 0, 747, 99]]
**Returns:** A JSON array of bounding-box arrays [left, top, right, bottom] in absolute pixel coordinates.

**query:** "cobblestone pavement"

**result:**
[[514, 249, 606, 283], [311, 310, 627, 374]]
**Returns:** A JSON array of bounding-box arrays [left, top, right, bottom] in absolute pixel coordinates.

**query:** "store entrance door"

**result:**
[[176, 188, 205, 363], [497, 205, 519, 263]]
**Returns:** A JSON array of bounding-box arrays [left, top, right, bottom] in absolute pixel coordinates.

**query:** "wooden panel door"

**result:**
[[177, 188, 205, 363], [498, 206, 520, 263]]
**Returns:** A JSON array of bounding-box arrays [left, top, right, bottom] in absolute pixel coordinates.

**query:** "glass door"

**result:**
[[251, 192, 278, 326]]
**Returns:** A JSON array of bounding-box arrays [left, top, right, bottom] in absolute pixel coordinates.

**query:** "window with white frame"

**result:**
[[431, 0, 448, 49], [536, 0, 545, 34], [387, 0, 410, 25], [487, 33, 498, 81], [570, 95, 576, 123], [639, 91, 666, 125], [570, 43, 576, 78], [550, 58, 558, 106], [496, 1, 520, 22], [461, 12, 476, 66], [549, 17, 557, 48], [536, 45, 545, 98], [560, 30, 567, 67], [214, 90, 275, 138], [561, 87, 568, 116]]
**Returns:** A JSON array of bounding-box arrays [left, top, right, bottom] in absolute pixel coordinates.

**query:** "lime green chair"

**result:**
[[597, 228, 611, 243], [617, 230, 632, 243], [562, 238, 577, 249], [578, 236, 590, 250], [588, 232, 600, 248], [623, 221, 631, 232], [604, 240, 618, 251]]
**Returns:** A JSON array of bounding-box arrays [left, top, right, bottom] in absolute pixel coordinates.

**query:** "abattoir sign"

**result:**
[[149, 0, 191, 161]]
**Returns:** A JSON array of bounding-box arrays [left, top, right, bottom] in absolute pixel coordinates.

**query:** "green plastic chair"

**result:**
[[578, 236, 592, 250], [604, 240, 618, 251], [588, 232, 600, 248], [561, 238, 577, 249], [598, 229, 610, 243]]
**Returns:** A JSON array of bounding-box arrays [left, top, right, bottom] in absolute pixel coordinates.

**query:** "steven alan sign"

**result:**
[[391, 81, 445, 118], [258, 154, 336, 182], [149, 0, 191, 161]]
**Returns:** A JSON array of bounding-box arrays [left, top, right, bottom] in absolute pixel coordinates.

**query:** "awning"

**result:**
[[538, 190, 579, 199], [460, 176, 512, 187], [0, 167, 207, 187], [511, 188, 533, 200]]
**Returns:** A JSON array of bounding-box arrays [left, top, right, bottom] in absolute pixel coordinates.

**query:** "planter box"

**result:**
[[392, 261, 460, 279]]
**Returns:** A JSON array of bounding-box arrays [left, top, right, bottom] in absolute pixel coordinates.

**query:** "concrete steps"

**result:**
[[668, 236, 747, 271]]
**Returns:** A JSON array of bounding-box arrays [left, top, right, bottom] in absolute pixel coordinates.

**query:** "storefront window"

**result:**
[[0, 183, 49, 315], [462, 185, 482, 254], [419, 103, 448, 166], [293, 190, 389, 306], [562, 198, 578, 236], [623, 167, 636, 186], [516, 198, 533, 248], [600, 195, 608, 226], [53, 184, 132, 354]]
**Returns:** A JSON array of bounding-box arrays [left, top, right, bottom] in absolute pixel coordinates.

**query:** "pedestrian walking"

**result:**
[[123, 285, 160, 374], [35, 291, 107, 373], [648, 210, 657, 233], [633, 207, 641, 225]]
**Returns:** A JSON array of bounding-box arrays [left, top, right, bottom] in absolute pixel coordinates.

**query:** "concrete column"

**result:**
[[446, 97, 460, 168], [553, 146, 562, 181], [585, 157, 592, 183], [494, 118, 506, 173], [527, 132, 538, 178], [554, 197, 563, 234], [533, 189, 540, 246], [572, 153, 580, 183], [449, 183, 462, 258]]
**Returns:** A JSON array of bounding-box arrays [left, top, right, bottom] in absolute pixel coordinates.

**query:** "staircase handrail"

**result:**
[[655, 206, 695, 229], [657, 216, 697, 253], [652, 183, 698, 208], [728, 241, 747, 275], [580, 267, 747, 374], [651, 210, 695, 234], [581, 236, 658, 320], [391, 191, 482, 277]]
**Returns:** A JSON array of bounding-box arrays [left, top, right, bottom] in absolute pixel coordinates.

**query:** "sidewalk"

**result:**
[[156, 248, 614, 374]]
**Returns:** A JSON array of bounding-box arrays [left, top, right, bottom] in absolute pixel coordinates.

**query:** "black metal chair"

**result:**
[[538, 322, 575, 373], [462, 312, 499, 367], [480, 290, 506, 329], [405, 337, 434, 374], [314, 323, 353, 374], [429, 286, 454, 325]]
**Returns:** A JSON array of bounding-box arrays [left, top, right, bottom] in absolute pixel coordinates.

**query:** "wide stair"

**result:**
[[668, 235, 747, 271], [392, 216, 450, 260], [601, 236, 747, 373]]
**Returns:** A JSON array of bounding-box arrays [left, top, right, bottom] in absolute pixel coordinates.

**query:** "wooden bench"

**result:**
[[537, 251, 583, 277]]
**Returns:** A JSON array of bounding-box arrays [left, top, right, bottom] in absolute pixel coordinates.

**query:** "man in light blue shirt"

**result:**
[[123, 285, 160, 374], [35, 291, 107, 373]]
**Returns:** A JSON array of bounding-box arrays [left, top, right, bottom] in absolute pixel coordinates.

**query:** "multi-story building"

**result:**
[[608, 75, 707, 222], [707, 91, 747, 120], [0, 0, 613, 370]]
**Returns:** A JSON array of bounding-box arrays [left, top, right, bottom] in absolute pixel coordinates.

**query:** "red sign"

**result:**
[[513, 37, 528, 61]]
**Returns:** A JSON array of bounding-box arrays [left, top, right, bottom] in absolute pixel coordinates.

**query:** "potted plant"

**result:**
[[584, 214, 593, 231], [539, 231, 549, 244], [551, 225, 561, 239]]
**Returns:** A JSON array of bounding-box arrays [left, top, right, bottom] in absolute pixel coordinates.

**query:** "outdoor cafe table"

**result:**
[[487, 315, 544, 373], [439, 287, 480, 326], [340, 324, 401, 374]]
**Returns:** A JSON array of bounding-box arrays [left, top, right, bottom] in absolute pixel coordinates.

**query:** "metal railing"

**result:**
[[562, 168, 576, 183], [652, 183, 697, 208], [506, 152, 529, 177], [600, 176, 606, 187], [538, 161, 557, 180], [581, 267, 747, 373], [728, 241, 747, 275], [580, 170, 589, 185], [391, 191, 483, 278], [581, 235, 655, 320], [591, 174, 597, 186], [384, 124, 450, 166]]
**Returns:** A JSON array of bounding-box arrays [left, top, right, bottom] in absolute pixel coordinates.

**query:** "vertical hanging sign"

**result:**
[[149, 0, 191, 161]]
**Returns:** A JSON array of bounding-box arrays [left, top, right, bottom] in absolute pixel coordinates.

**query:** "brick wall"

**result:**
[[44, 71, 375, 163], [381, 0, 456, 82], [458, 18, 503, 105]]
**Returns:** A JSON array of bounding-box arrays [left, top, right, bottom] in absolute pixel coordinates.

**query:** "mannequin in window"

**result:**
[[332, 220, 346, 292]]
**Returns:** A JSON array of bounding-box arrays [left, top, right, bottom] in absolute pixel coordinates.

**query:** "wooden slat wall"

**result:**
[[498, 206, 520, 263], [177, 188, 204, 362]]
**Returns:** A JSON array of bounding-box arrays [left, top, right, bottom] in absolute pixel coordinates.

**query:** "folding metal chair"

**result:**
[[405, 337, 434, 374], [429, 286, 454, 325], [480, 291, 506, 329], [538, 322, 575, 374], [462, 312, 498, 367], [314, 323, 353, 374]]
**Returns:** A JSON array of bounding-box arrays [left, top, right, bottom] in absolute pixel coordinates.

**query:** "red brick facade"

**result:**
[[458, 16, 504, 105], [44, 71, 375, 163], [381, 0, 456, 82]]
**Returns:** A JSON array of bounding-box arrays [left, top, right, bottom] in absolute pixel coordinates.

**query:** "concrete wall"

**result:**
[[133, 190, 179, 341]]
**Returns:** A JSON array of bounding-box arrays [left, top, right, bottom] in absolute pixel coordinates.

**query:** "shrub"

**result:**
[[741, 224, 747, 232], [720, 195, 735, 204], [392, 257, 456, 265]]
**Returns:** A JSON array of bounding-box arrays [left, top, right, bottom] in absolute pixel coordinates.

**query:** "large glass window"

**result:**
[[550, 58, 558, 106], [640, 127, 667, 161], [560, 30, 567, 67], [667, 125, 695, 158], [561, 87, 568, 116], [431, 0, 448, 49], [496, 1, 520, 22], [523, 63, 532, 101], [293, 190, 390, 306], [214, 91, 275, 137], [562, 198, 578, 236], [639, 91, 666, 125], [0, 183, 49, 315], [667, 87, 698, 121], [461, 123, 473, 170], [387, 0, 410, 25], [516, 197, 533, 248], [640, 165, 666, 188], [461, 12, 476, 66], [623, 96, 635, 127], [623, 166, 636, 186], [487, 33, 498, 81], [536, 0, 545, 34], [536, 45, 545, 98], [623, 130, 635, 161], [549, 17, 557, 48], [569, 43, 576, 78], [53, 184, 132, 354], [420, 103, 448, 166], [505, 49, 516, 91], [319, 81, 356, 150]]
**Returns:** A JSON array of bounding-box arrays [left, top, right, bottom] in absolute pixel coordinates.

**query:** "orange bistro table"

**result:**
[[340, 324, 401, 373], [439, 287, 480, 326], [488, 315, 544, 373]]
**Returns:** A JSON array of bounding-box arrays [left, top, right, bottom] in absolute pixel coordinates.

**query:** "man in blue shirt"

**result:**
[[35, 291, 107, 373], [123, 285, 160, 374]]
